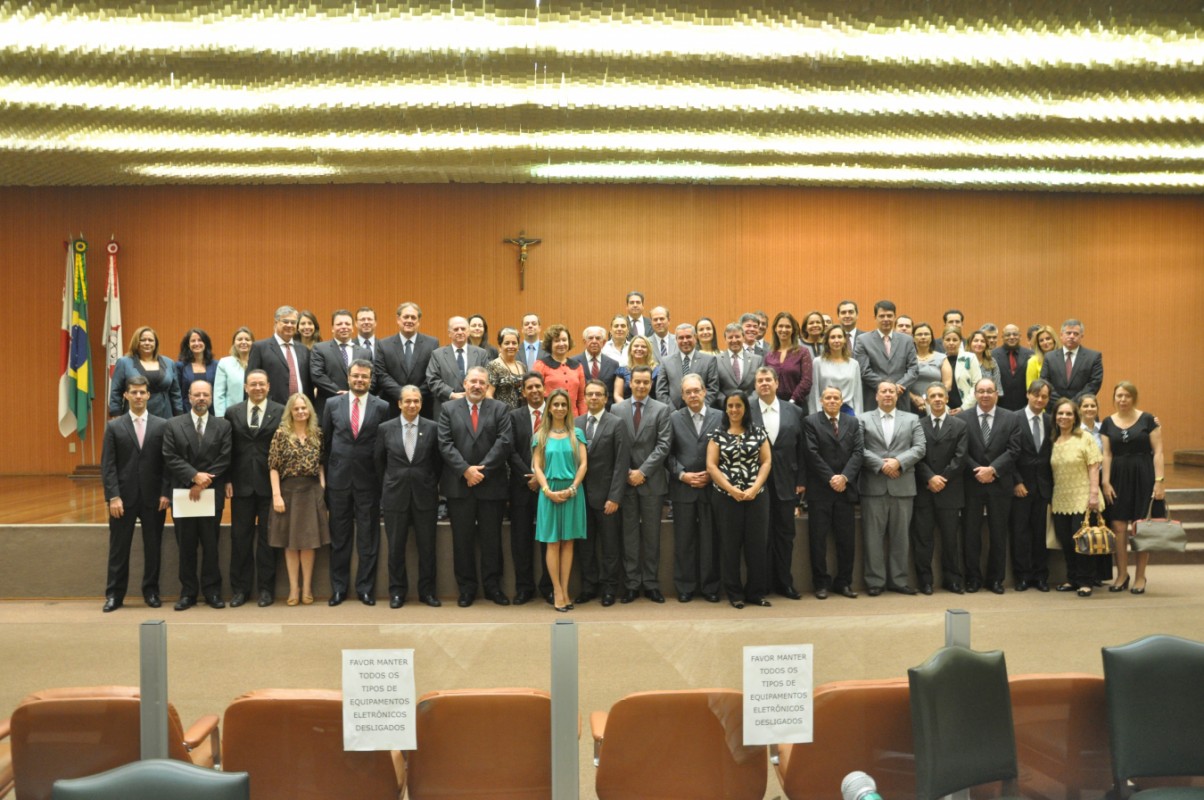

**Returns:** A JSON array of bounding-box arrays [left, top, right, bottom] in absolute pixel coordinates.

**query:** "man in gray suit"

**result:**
[[613, 365, 672, 603], [1039, 318, 1104, 404], [858, 382, 926, 595], [625, 290, 653, 337], [649, 306, 678, 359], [656, 323, 719, 410], [715, 323, 760, 404], [518, 313, 547, 369], [854, 299, 919, 411], [574, 379, 631, 607], [666, 374, 724, 603], [426, 315, 489, 422]]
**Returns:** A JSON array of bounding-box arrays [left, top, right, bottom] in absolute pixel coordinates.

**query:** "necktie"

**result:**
[[633, 401, 643, 432], [981, 413, 992, 443], [341, 343, 351, 367], [404, 422, 416, 460], [527, 344, 536, 364], [404, 339, 413, 367], [659, 338, 667, 356], [1032, 415, 1042, 449], [1065, 351, 1073, 380], [471, 403, 479, 432], [693, 413, 702, 436], [934, 417, 941, 436], [251, 405, 261, 428], [533, 409, 542, 431], [586, 415, 597, 442], [196, 416, 204, 441], [732, 353, 741, 381], [134, 416, 145, 447], [682, 354, 690, 372], [350, 397, 361, 438], [591, 358, 599, 379], [830, 416, 839, 436], [884, 334, 892, 358], [456, 348, 466, 377], [1009, 350, 1017, 373], [882, 412, 893, 443], [284, 343, 300, 395]]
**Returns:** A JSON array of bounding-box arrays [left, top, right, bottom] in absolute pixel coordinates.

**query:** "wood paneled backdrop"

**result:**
[[4, 184, 1202, 475]]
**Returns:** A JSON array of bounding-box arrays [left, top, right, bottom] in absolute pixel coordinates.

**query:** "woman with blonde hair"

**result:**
[[1026, 325, 1059, 389], [268, 392, 329, 605], [533, 389, 588, 612], [214, 327, 254, 416], [615, 334, 660, 402]]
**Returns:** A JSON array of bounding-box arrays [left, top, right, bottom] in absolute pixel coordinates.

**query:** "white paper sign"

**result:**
[[743, 644, 813, 745], [342, 649, 416, 751]]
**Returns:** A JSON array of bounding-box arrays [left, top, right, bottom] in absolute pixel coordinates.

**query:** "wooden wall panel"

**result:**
[[3, 184, 1201, 475]]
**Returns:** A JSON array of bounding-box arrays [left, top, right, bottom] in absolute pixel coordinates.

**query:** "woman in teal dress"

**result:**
[[533, 389, 588, 612]]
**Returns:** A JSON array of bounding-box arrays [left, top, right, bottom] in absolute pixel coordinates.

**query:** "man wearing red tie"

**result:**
[[247, 305, 310, 406], [577, 325, 620, 408]]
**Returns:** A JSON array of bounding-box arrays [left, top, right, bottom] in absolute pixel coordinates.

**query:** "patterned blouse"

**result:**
[[1050, 433, 1102, 515], [708, 426, 769, 493], [487, 357, 526, 409], [268, 427, 323, 478]]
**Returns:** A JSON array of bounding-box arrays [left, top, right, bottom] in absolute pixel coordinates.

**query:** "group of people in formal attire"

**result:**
[[99, 293, 1166, 613]]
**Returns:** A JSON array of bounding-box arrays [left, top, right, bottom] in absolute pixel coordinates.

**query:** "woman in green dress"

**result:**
[[533, 389, 588, 612]]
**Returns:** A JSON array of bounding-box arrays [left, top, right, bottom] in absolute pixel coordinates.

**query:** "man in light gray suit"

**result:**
[[655, 323, 719, 409], [649, 306, 678, 359], [426, 315, 489, 422], [858, 381, 926, 595], [613, 365, 673, 603], [854, 299, 919, 411], [667, 374, 724, 603], [714, 323, 760, 404], [518, 313, 547, 369], [574, 379, 631, 607]]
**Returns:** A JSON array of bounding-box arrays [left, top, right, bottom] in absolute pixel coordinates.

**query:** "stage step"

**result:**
[[1173, 450, 1204, 467]]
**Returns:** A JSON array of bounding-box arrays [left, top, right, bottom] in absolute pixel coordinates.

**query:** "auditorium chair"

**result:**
[[7, 686, 219, 800], [591, 689, 766, 800], [908, 647, 1021, 800], [1102, 634, 1204, 798], [1010, 673, 1111, 800], [52, 759, 249, 800], [0, 716, 12, 798], [220, 688, 405, 800], [405, 688, 559, 800]]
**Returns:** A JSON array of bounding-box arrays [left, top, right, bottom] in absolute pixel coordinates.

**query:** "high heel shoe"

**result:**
[[1109, 576, 1130, 593], [1131, 579, 1147, 595], [301, 593, 314, 605]]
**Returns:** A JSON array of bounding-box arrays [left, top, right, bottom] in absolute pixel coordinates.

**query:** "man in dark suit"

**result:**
[[374, 301, 439, 419], [962, 378, 1024, 594], [223, 369, 283, 607], [715, 323, 760, 404], [656, 323, 719, 410], [519, 313, 547, 369], [750, 367, 809, 599], [321, 359, 389, 606], [836, 300, 867, 352], [507, 372, 552, 604], [246, 305, 309, 406], [625, 291, 653, 338], [912, 382, 969, 594], [162, 380, 232, 610], [993, 324, 1033, 411], [1039, 319, 1104, 404], [573, 379, 630, 607], [310, 309, 370, 416], [854, 300, 919, 411], [803, 386, 863, 599], [577, 325, 620, 407], [667, 374, 724, 603], [614, 365, 673, 603], [355, 306, 379, 361], [426, 315, 489, 422], [1011, 378, 1054, 592], [739, 313, 766, 356], [100, 375, 170, 611], [438, 365, 514, 607], [374, 385, 443, 608]]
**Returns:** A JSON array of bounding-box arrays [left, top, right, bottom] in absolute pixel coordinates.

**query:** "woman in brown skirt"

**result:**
[[269, 393, 329, 605]]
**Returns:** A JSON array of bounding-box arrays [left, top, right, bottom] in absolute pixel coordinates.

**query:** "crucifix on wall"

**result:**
[[504, 231, 542, 291]]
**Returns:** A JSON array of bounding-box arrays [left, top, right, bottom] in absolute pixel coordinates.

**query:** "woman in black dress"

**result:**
[[1100, 381, 1165, 594]]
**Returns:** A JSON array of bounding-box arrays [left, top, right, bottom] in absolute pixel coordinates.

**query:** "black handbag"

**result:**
[[1073, 510, 1115, 556]]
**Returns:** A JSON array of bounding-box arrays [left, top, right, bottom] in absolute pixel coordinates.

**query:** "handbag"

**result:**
[[1073, 510, 1115, 556], [1133, 498, 1187, 553]]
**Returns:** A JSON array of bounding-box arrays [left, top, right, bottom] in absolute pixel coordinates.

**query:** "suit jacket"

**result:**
[[373, 331, 439, 409], [803, 412, 863, 503], [426, 343, 490, 421], [375, 416, 441, 512], [915, 414, 969, 509], [749, 398, 808, 502], [519, 341, 549, 370], [612, 396, 672, 496], [101, 414, 170, 507], [1013, 409, 1054, 500], [247, 337, 310, 406], [437, 397, 513, 500], [575, 351, 621, 407], [854, 331, 920, 411], [575, 411, 630, 509], [714, 349, 761, 403], [993, 346, 1033, 411], [162, 413, 232, 491], [321, 392, 389, 493], [655, 351, 720, 410], [649, 332, 678, 359], [666, 406, 724, 503], [1040, 347, 1104, 403], [108, 356, 182, 419], [627, 316, 653, 338], [310, 339, 371, 411], [508, 404, 543, 501], [857, 409, 925, 497], [962, 406, 1024, 495], [224, 400, 284, 497]]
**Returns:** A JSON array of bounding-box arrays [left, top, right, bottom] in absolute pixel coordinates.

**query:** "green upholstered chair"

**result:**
[[52, 760, 248, 800]]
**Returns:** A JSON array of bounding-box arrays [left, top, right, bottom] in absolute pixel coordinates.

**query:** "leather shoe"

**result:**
[[512, 590, 534, 606], [677, 592, 693, 603], [702, 593, 721, 603], [1056, 583, 1077, 592], [457, 593, 474, 607], [489, 591, 511, 606], [920, 584, 934, 596], [328, 592, 346, 606], [946, 583, 965, 594], [205, 594, 225, 609], [1015, 580, 1030, 592], [779, 586, 803, 600], [389, 595, 404, 609], [750, 598, 772, 607], [230, 593, 247, 608], [174, 596, 196, 611], [102, 597, 122, 612], [600, 593, 616, 607], [814, 588, 829, 600], [258, 590, 274, 607], [421, 595, 442, 608], [867, 587, 883, 597], [1036, 580, 1050, 592], [989, 581, 1005, 595], [837, 586, 858, 599], [573, 591, 596, 605], [730, 599, 745, 609], [645, 589, 666, 603], [358, 592, 376, 606], [965, 581, 982, 593], [144, 594, 162, 608], [888, 585, 917, 596], [620, 589, 638, 604]]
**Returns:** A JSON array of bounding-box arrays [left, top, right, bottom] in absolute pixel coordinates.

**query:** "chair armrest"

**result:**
[[590, 711, 608, 767], [183, 714, 221, 766]]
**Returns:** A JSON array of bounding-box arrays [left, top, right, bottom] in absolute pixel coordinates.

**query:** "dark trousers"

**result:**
[[911, 501, 963, 588], [766, 494, 799, 594], [509, 492, 551, 597], [176, 515, 222, 599], [229, 493, 276, 595], [1010, 492, 1050, 583], [448, 495, 505, 596], [962, 486, 1011, 584], [327, 487, 382, 596], [579, 502, 623, 595], [106, 505, 166, 600], [671, 496, 719, 595], [713, 491, 769, 602], [807, 490, 856, 591], [1053, 512, 1108, 587], [383, 505, 438, 598]]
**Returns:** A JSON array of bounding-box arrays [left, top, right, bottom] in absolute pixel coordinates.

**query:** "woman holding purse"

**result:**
[[1049, 398, 1104, 597]]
